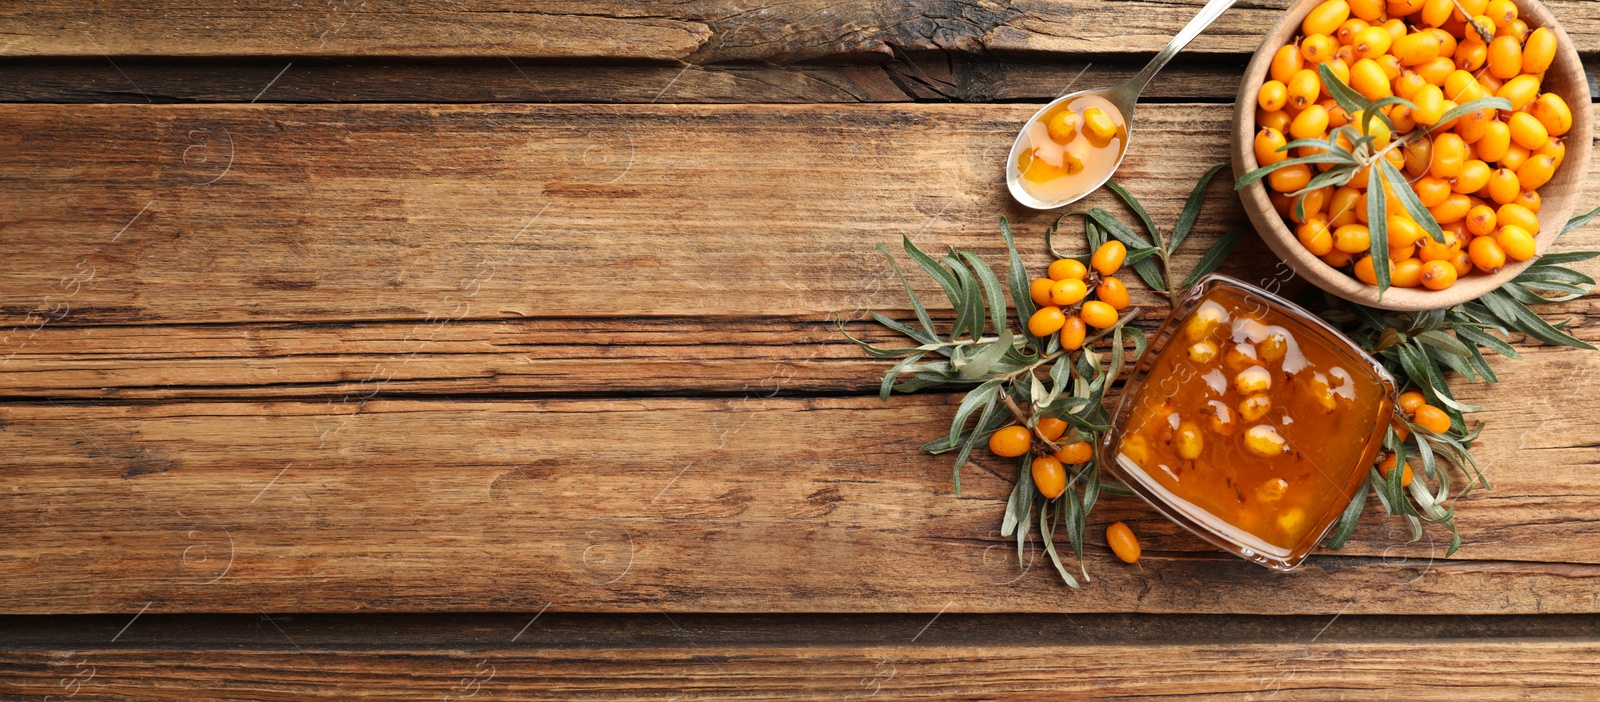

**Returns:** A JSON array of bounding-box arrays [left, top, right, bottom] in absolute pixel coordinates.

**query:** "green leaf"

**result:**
[[1123, 245, 1162, 267], [1451, 324, 1520, 359], [1560, 204, 1600, 236], [877, 244, 940, 341], [960, 329, 1014, 379], [1376, 159, 1446, 243], [1319, 62, 1370, 115], [1324, 480, 1370, 550], [1083, 208, 1155, 250], [943, 253, 983, 342], [1040, 501, 1081, 588], [879, 351, 928, 400], [1432, 97, 1512, 133], [960, 251, 1008, 337], [949, 391, 1002, 496], [1534, 251, 1600, 266], [903, 236, 962, 325], [1179, 228, 1250, 290], [1482, 289, 1597, 350], [1170, 163, 1229, 253], [948, 378, 1003, 445], [1367, 165, 1391, 294], [1235, 153, 1361, 190], [1104, 181, 1161, 246], [1415, 330, 1471, 357], [1000, 217, 1045, 354]]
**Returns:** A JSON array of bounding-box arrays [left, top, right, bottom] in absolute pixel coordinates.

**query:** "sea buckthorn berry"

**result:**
[[1328, 187, 1363, 226], [1106, 522, 1141, 564], [1175, 421, 1205, 460], [1351, 25, 1393, 59], [1484, 0, 1516, 27], [1336, 18, 1368, 45], [1245, 424, 1290, 457], [1465, 204, 1498, 236], [1392, 258, 1426, 287], [1324, 249, 1355, 268], [1475, 71, 1504, 95], [1469, 234, 1507, 272], [1413, 57, 1451, 86], [1269, 163, 1313, 192], [1294, 187, 1332, 223], [1414, 176, 1453, 207], [1453, 41, 1487, 70], [1235, 366, 1273, 395], [1486, 168, 1520, 204], [989, 425, 1032, 457], [1349, 58, 1392, 100], [1495, 74, 1540, 111], [1496, 224, 1537, 261], [1287, 69, 1323, 110], [1185, 304, 1224, 341], [1498, 18, 1527, 41], [1389, 0, 1424, 15], [1393, 70, 1428, 101], [1349, 0, 1386, 20], [1429, 193, 1472, 224], [1411, 84, 1445, 125], [1391, 31, 1441, 66], [1390, 242, 1416, 261], [1450, 249, 1472, 277], [1532, 94, 1573, 137], [1418, 233, 1459, 262], [1028, 306, 1067, 336], [1239, 394, 1274, 423], [1402, 138, 1433, 177], [1304, 0, 1352, 35], [1055, 440, 1093, 465], [1259, 333, 1289, 363], [1515, 189, 1541, 213], [1497, 203, 1539, 234], [1414, 404, 1452, 433], [1398, 390, 1427, 415], [1443, 69, 1484, 103], [1297, 217, 1336, 256], [1433, 131, 1465, 179], [1029, 277, 1056, 306], [1537, 138, 1566, 170], [1059, 315, 1087, 351], [1522, 27, 1557, 73], [1091, 241, 1126, 276], [1508, 110, 1549, 150], [1224, 342, 1260, 371], [1048, 257, 1087, 282], [1046, 109, 1079, 144], [1081, 301, 1119, 330], [1032, 456, 1067, 498], [1452, 160, 1491, 194], [1419, 259, 1458, 289], [1036, 417, 1068, 442], [1436, 99, 1461, 130], [1475, 119, 1511, 162], [1189, 340, 1220, 363], [1517, 154, 1556, 191], [1379, 455, 1415, 487], [1454, 109, 1493, 143], [1258, 80, 1289, 111], [1333, 223, 1372, 253], [1050, 278, 1089, 306], [1260, 108, 1292, 134], [1387, 215, 1425, 250], [1486, 35, 1522, 79], [1096, 276, 1130, 310], [1501, 143, 1530, 172], [1271, 44, 1305, 83], [1354, 254, 1393, 285], [1083, 107, 1119, 146], [1302, 33, 1338, 63], [1254, 128, 1288, 166], [1419, 0, 1453, 26]]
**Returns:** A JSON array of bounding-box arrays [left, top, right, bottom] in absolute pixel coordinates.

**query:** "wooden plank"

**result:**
[[2, 103, 1598, 328], [5, 1, 1600, 60], [0, 56, 1260, 104], [2, 639, 1598, 700], [2, 384, 1599, 615]]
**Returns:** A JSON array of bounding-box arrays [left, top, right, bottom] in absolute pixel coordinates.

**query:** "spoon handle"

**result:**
[[1113, 0, 1238, 108]]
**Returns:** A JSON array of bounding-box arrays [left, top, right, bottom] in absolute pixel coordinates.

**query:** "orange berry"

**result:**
[[1398, 390, 1428, 415], [1032, 456, 1068, 498], [1516, 155, 1556, 191], [1029, 277, 1055, 307], [1392, 258, 1425, 287], [1522, 27, 1557, 74], [1297, 217, 1336, 256], [1036, 417, 1068, 442], [1290, 103, 1331, 139], [1531, 94, 1573, 138], [1095, 276, 1131, 310], [1271, 44, 1305, 83], [1258, 80, 1290, 111], [1468, 234, 1507, 273], [1413, 404, 1452, 434], [1050, 278, 1089, 306], [1106, 521, 1141, 564], [1303, 0, 1352, 36], [1508, 112, 1549, 151], [1392, 31, 1441, 66], [1091, 241, 1126, 276], [1059, 315, 1087, 351], [1379, 454, 1415, 487], [1465, 204, 1497, 236], [1429, 133, 1466, 179], [1028, 306, 1067, 336], [1269, 163, 1313, 192], [1255, 127, 1289, 166], [1496, 224, 1537, 261], [1486, 35, 1522, 79], [1334, 224, 1372, 254], [1055, 440, 1093, 465], [1497, 203, 1539, 235], [1080, 301, 1119, 329], [989, 425, 1032, 457], [1419, 259, 1458, 289], [1353, 255, 1392, 285], [1048, 258, 1088, 282]]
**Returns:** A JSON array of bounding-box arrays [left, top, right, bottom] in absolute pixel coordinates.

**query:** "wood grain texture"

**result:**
[[4, 640, 1600, 700], [2, 102, 1596, 328], [3, 370, 1599, 614], [5, 0, 1600, 60]]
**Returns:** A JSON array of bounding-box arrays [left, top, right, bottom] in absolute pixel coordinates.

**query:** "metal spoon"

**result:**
[[1006, 0, 1239, 209]]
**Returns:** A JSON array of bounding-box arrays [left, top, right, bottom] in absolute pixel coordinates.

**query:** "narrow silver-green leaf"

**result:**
[[1367, 164, 1391, 294], [1170, 163, 1229, 252], [960, 250, 1008, 337], [877, 244, 940, 340], [959, 329, 1014, 379], [1179, 228, 1249, 290], [1376, 159, 1445, 243]]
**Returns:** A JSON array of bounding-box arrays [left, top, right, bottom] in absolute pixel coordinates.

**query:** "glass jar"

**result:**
[[1102, 274, 1396, 570]]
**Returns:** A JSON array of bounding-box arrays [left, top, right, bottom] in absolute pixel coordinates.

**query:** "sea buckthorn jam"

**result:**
[[1106, 275, 1395, 570], [1012, 94, 1128, 205]]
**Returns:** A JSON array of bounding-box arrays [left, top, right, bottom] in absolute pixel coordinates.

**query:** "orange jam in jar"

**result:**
[[1105, 275, 1395, 570], [1010, 94, 1127, 205]]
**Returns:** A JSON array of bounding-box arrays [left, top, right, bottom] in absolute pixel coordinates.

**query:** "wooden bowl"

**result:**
[[1232, 0, 1591, 311]]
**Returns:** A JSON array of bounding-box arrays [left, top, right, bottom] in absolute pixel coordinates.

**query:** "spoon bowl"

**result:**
[[1006, 0, 1237, 210]]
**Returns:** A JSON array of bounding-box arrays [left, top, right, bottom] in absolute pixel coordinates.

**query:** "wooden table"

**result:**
[[3, 1, 1600, 698]]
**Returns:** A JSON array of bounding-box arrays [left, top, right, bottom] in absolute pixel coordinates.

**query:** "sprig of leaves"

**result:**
[[1319, 205, 1600, 555], [1234, 64, 1511, 298]]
